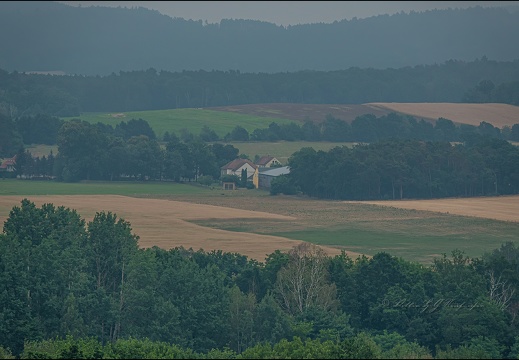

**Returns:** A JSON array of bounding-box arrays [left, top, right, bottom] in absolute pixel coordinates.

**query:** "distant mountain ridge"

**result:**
[[1, 1, 519, 75]]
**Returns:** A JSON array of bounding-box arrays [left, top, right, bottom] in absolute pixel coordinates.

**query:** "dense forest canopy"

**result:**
[[0, 199, 518, 358], [286, 137, 519, 200], [1, 2, 519, 75], [1, 59, 519, 117]]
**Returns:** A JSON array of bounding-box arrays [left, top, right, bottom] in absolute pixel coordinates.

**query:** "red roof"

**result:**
[[0, 158, 16, 169], [256, 155, 276, 166], [221, 158, 257, 171]]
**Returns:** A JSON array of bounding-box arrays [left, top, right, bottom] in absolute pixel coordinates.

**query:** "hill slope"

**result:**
[[1, 2, 519, 75]]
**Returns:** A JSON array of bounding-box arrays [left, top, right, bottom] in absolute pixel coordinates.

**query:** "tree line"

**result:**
[[44, 120, 240, 183], [285, 137, 519, 200], [6, 112, 519, 157], [1, 58, 519, 118], [233, 114, 519, 143], [1, 199, 518, 358], [464, 79, 519, 105], [5, 112, 519, 197]]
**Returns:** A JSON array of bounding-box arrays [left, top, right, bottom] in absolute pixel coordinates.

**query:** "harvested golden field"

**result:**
[[2, 191, 518, 263], [369, 102, 519, 128], [345, 195, 519, 223], [0, 195, 350, 262]]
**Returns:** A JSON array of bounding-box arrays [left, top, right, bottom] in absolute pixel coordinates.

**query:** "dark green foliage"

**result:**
[[210, 143, 240, 168], [270, 175, 298, 195], [2, 57, 519, 115], [221, 174, 240, 185], [56, 119, 110, 181], [240, 168, 247, 188], [0, 200, 88, 354], [287, 138, 519, 200], [464, 79, 519, 106], [199, 125, 220, 142], [114, 118, 156, 140], [15, 114, 64, 145], [0, 113, 23, 157], [228, 126, 250, 142], [1, 199, 519, 358], [1, 3, 519, 77]]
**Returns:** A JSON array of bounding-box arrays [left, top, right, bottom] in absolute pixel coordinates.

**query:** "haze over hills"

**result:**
[[1, 1, 519, 75]]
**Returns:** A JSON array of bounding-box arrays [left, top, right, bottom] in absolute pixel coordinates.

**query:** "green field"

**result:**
[[192, 215, 519, 264], [62, 109, 296, 139], [0, 179, 212, 196], [174, 192, 519, 264], [270, 224, 519, 264]]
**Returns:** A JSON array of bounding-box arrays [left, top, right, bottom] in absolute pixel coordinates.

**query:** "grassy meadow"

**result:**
[[0, 178, 213, 196], [62, 108, 296, 139], [172, 191, 519, 264]]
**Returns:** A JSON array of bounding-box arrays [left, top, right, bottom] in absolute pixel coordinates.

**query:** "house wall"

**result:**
[[265, 158, 281, 167], [221, 169, 234, 177], [236, 164, 256, 179], [221, 163, 256, 179], [258, 174, 275, 189], [253, 168, 259, 188]]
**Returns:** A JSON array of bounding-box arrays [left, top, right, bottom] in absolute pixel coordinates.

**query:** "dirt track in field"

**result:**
[[0, 195, 352, 262], [344, 195, 519, 223]]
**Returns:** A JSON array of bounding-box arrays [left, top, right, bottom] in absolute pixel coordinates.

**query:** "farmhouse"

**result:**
[[220, 158, 257, 180], [254, 166, 290, 189], [0, 157, 16, 173], [255, 155, 282, 169]]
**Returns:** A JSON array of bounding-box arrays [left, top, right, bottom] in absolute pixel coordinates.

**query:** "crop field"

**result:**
[[369, 102, 519, 128], [207, 103, 393, 123], [1, 194, 331, 262], [209, 102, 519, 129], [62, 108, 296, 139], [1, 179, 518, 264], [172, 191, 519, 264], [24, 144, 58, 158]]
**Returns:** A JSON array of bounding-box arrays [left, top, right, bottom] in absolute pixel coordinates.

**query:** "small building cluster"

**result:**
[[0, 156, 16, 174], [220, 155, 289, 189]]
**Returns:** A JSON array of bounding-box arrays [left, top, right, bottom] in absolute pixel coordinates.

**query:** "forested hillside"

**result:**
[[1, 2, 519, 75], [1, 58, 519, 117]]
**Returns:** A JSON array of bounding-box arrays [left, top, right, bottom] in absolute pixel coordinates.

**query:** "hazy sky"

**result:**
[[59, 1, 518, 26]]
